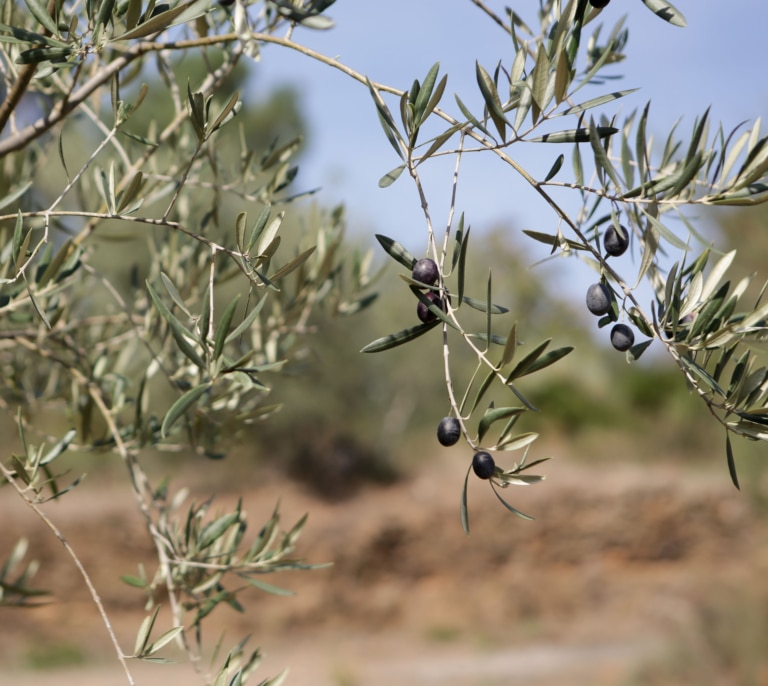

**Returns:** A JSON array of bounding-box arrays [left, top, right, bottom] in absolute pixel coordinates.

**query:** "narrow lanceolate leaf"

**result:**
[[528, 126, 617, 143], [700, 249, 735, 303], [241, 577, 295, 596], [460, 467, 471, 534], [361, 320, 440, 353], [116, 171, 145, 213], [530, 43, 551, 123], [475, 61, 507, 140], [679, 355, 725, 397], [522, 229, 587, 251], [506, 339, 551, 381], [725, 433, 739, 490], [161, 383, 211, 437], [12, 210, 24, 264], [412, 287, 458, 331], [478, 406, 525, 443], [554, 48, 572, 105], [213, 295, 240, 361], [500, 322, 518, 368], [111, 0, 210, 41], [40, 429, 77, 466], [455, 93, 491, 138], [134, 607, 160, 657], [27, 287, 51, 329], [146, 281, 205, 369], [709, 183, 768, 206], [378, 164, 406, 188], [589, 122, 622, 189], [0, 181, 32, 212], [269, 247, 316, 281], [640, 0, 687, 27], [490, 483, 534, 521], [95, 0, 116, 31], [556, 90, 640, 118], [24, 0, 59, 35], [544, 154, 565, 182], [208, 91, 241, 134], [144, 627, 184, 656], [0, 24, 69, 48], [413, 62, 441, 126], [225, 297, 267, 344], [497, 431, 538, 452], [160, 272, 192, 317], [257, 212, 283, 257], [457, 224, 471, 304], [461, 296, 509, 314], [417, 123, 462, 165], [366, 77, 404, 160], [451, 213, 466, 271], [375, 234, 416, 270], [517, 346, 573, 377]]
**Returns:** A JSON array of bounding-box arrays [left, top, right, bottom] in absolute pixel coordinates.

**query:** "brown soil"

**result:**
[[2, 450, 768, 685]]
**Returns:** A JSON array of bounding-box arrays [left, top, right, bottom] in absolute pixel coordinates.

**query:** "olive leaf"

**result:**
[[361, 320, 440, 353], [375, 234, 416, 270], [160, 383, 211, 438]]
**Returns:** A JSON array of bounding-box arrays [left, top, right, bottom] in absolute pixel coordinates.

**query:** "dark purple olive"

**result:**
[[437, 417, 461, 446], [610, 323, 635, 351], [589, 0, 610, 7], [412, 258, 439, 287], [417, 291, 444, 323], [472, 451, 495, 479], [586, 283, 612, 316], [604, 224, 629, 257]]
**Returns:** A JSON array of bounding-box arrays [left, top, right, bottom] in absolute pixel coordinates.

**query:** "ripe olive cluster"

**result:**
[[436, 417, 497, 480], [585, 224, 636, 352], [412, 258, 446, 323]]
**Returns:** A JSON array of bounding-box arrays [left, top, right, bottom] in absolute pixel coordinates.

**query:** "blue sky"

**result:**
[[250, 1, 768, 310]]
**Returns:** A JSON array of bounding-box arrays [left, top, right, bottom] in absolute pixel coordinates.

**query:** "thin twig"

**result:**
[[0, 462, 136, 686]]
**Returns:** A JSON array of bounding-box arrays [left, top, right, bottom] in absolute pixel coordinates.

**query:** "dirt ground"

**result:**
[[2, 446, 768, 686]]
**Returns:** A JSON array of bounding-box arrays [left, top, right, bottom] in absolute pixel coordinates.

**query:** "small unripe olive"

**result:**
[[437, 417, 461, 446], [417, 291, 444, 323], [472, 451, 496, 479], [611, 323, 635, 351], [604, 224, 629, 257], [589, 0, 610, 7], [412, 258, 439, 287], [586, 283, 612, 316]]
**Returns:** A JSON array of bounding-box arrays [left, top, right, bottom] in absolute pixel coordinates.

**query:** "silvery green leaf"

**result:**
[[640, 0, 686, 27]]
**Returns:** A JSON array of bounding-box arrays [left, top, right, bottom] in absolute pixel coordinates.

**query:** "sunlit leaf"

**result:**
[[378, 164, 406, 188], [528, 126, 617, 144], [375, 234, 416, 270], [478, 406, 525, 443], [640, 0, 687, 27], [556, 89, 639, 117], [475, 61, 507, 140]]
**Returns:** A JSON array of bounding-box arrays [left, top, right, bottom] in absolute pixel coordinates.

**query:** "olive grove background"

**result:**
[[3, 1, 768, 685]]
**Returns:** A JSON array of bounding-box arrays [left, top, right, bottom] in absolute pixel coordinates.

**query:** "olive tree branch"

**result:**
[[0, 442, 136, 686]]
